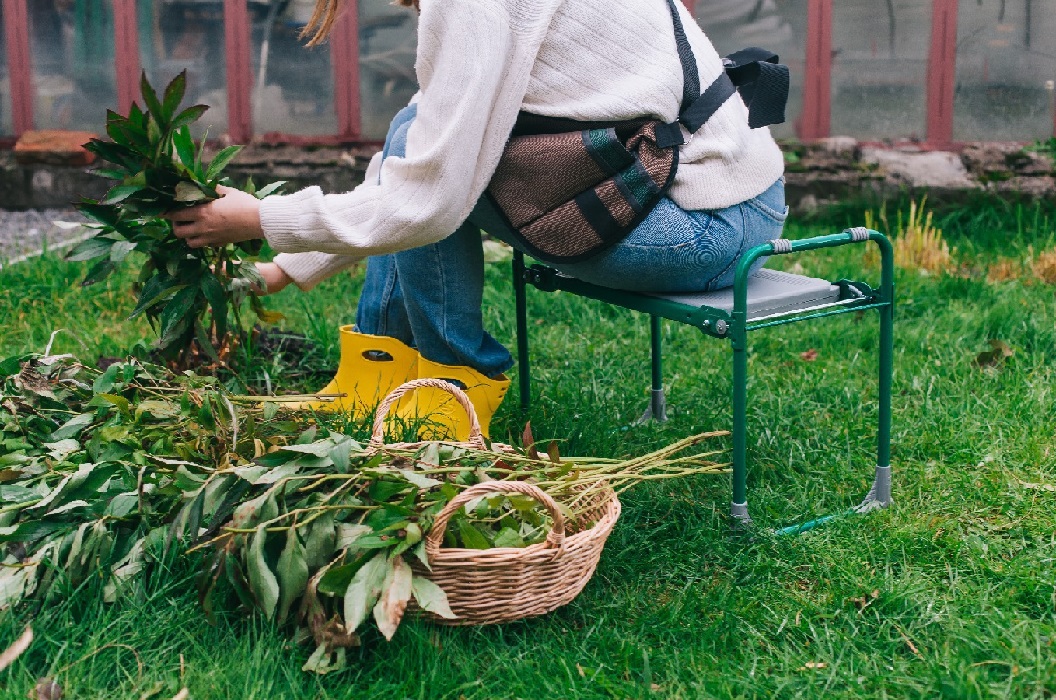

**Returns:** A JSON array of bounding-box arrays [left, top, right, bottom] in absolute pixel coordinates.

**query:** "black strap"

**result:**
[[663, 0, 700, 112]]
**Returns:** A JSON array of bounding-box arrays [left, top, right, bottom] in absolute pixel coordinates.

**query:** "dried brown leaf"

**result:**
[[800, 349, 819, 362], [521, 422, 541, 461], [1033, 249, 1056, 285], [974, 339, 1014, 368], [0, 624, 31, 671], [30, 678, 63, 700]]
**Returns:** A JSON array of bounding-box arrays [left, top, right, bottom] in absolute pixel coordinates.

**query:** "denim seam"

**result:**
[[706, 202, 749, 291], [434, 243, 448, 364], [377, 261, 401, 337], [744, 197, 788, 223]]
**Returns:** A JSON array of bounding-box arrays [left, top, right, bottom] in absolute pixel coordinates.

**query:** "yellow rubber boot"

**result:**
[[400, 357, 510, 441], [289, 326, 418, 419]]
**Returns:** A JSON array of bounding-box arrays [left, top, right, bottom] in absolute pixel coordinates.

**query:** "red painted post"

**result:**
[[224, 0, 253, 143], [926, 0, 958, 147], [799, 0, 832, 139], [113, 0, 142, 114], [3, 0, 33, 136], [331, 1, 361, 141]]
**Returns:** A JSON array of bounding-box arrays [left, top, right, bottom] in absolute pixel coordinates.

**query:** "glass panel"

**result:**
[[137, 0, 228, 137], [695, 0, 806, 139], [831, 1, 931, 140], [358, 0, 417, 140], [696, 0, 802, 139], [28, 0, 118, 131], [954, 1, 1056, 142], [250, 0, 336, 136]]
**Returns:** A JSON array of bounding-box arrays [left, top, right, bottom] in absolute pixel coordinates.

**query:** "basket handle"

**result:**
[[425, 481, 566, 559], [369, 378, 486, 449]]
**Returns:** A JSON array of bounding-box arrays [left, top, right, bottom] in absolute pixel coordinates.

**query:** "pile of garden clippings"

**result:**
[[0, 352, 728, 673]]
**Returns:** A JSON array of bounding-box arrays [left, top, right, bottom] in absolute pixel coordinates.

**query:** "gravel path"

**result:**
[[0, 209, 90, 267]]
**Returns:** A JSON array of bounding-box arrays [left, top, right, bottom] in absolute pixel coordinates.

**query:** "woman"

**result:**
[[169, 0, 787, 440]]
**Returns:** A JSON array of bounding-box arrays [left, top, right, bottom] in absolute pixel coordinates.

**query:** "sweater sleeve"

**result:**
[[272, 251, 360, 291], [259, 0, 525, 258]]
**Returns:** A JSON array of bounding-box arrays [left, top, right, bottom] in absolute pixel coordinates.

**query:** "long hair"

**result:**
[[301, 0, 420, 47]]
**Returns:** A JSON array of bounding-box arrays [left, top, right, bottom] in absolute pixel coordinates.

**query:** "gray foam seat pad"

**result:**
[[648, 269, 840, 320]]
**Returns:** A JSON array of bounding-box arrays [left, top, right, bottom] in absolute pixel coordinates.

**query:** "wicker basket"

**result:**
[[368, 379, 622, 626]]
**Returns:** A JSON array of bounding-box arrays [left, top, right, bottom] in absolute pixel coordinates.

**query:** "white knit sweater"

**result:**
[[267, 0, 785, 289]]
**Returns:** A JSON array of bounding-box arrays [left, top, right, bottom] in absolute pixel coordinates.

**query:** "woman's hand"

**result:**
[[255, 262, 293, 295], [169, 185, 264, 248]]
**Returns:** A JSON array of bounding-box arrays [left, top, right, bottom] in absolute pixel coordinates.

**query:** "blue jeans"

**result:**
[[356, 105, 787, 377]]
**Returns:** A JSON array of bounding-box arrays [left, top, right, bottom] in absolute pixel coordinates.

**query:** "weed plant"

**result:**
[[0, 204, 1055, 698]]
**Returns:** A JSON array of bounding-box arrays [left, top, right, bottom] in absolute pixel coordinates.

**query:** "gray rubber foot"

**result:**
[[633, 389, 668, 425], [855, 465, 892, 513], [730, 501, 752, 528]]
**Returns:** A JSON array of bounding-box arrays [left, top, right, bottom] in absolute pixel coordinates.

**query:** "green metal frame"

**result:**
[[513, 228, 895, 531]]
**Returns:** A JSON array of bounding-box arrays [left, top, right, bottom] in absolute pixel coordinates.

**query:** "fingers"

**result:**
[[166, 207, 201, 223]]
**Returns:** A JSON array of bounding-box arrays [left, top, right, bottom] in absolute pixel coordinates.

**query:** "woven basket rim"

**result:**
[[421, 489, 620, 565]]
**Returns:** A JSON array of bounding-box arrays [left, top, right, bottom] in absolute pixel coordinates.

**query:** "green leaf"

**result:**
[[0, 521, 65, 544], [91, 167, 130, 180], [317, 562, 355, 597], [493, 527, 525, 548], [301, 644, 346, 675], [162, 71, 187, 121], [334, 523, 372, 550], [81, 259, 117, 287], [84, 139, 138, 169], [174, 181, 208, 203], [76, 201, 123, 228], [109, 240, 137, 263], [304, 513, 336, 570], [342, 552, 387, 633], [254, 181, 286, 198], [101, 184, 143, 206], [170, 104, 209, 131], [277, 528, 309, 622], [205, 146, 242, 182], [50, 413, 95, 441], [96, 393, 131, 416], [199, 272, 228, 342], [160, 286, 200, 341], [140, 72, 165, 125], [247, 525, 280, 620], [280, 442, 333, 458], [411, 576, 456, 619], [129, 278, 185, 320], [157, 313, 193, 352], [104, 492, 139, 518], [173, 125, 196, 173], [194, 320, 220, 363], [93, 363, 120, 393], [397, 470, 442, 490], [65, 236, 114, 262], [457, 520, 491, 550], [43, 438, 81, 462]]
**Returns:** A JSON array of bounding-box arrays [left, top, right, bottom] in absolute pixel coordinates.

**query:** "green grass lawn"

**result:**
[[1, 200, 1055, 699]]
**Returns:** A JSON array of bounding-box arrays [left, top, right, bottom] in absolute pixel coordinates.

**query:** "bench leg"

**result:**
[[513, 251, 531, 412], [857, 293, 894, 512], [730, 326, 751, 526], [634, 315, 668, 424]]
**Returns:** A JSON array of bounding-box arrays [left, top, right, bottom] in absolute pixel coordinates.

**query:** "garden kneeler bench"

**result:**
[[504, 224, 895, 532]]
